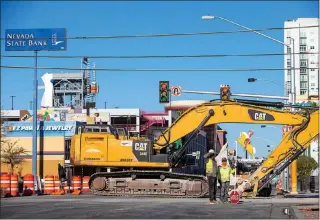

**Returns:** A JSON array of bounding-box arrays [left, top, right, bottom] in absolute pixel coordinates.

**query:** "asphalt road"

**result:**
[[1, 195, 318, 219]]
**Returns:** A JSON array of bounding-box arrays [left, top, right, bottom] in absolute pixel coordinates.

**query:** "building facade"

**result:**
[[1, 121, 83, 177], [284, 18, 319, 99]]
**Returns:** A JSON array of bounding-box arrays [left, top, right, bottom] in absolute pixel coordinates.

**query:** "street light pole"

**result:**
[[104, 101, 107, 109], [202, 15, 294, 105], [288, 37, 296, 105], [10, 96, 16, 110], [247, 78, 281, 87], [234, 140, 238, 190], [254, 136, 276, 145], [261, 125, 281, 130]]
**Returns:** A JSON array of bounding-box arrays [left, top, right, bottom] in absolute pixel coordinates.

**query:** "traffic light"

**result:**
[[220, 84, 231, 100], [159, 81, 169, 103], [248, 78, 257, 82]]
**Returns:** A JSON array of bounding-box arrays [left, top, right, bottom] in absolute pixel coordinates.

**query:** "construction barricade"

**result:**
[[0, 173, 11, 197], [72, 176, 82, 195], [44, 175, 55, 195], [54, 175, 60, 192], [82, 176, 90, 192], [64, 180, 73, 193], [22, 174, 35, 196], [10, 174, 19, 197]]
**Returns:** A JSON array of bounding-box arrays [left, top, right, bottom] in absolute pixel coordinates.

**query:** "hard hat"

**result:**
[[209, 149, 215, 154]]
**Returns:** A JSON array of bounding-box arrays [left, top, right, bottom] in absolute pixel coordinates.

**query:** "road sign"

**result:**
[[230, 190, 240, 204], [5, 28, 67, 51], [171, 86, 182, 96]]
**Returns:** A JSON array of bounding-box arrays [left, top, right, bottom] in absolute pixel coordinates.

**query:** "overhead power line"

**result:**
[[1, 52, 318, 59], [1, 25, 318, 41], [1, 65, 318, 72]]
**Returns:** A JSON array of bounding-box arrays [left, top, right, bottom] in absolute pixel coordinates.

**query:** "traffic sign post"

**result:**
[[171, 86, 182, 96], [5, 28, 67, 192], [230, 190, 240, 204]]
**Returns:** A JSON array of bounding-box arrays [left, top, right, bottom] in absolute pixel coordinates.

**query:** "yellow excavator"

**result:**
[[68, 85, 319, 198]]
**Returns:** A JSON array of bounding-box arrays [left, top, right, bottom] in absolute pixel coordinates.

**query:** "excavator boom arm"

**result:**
[[154, 101, 308, 150], [153, 100, 319, 195]]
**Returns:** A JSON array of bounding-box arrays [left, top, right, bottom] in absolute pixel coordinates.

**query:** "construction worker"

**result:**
[[204, 149, 218, 204], [217, 157, 235, 203]]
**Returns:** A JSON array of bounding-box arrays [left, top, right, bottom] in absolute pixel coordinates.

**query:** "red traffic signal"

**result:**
[[220, 84, 231, 100], [159, 81, 169, 103]]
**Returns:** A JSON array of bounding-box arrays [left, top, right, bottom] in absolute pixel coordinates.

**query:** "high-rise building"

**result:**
[[284, 18, 319, 100]]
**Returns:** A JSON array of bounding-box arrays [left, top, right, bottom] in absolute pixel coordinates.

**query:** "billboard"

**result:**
[[20, 109, 62, 122], [236, 130, 256, 157], [5, 28, 67, 51], [3, 121, 83, 137]]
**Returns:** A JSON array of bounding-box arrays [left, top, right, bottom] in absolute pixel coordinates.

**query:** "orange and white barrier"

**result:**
[[82, 176, 90, 192], [23, 174, 35, 195], [0, 173, 11, 197], [64, 181, 73, 192], [54, 175, 60, 192], [44, 175, 55, 195], [72, 176, 81, 191], [10, 174, 19, 197], [71, 176, 82, 195]]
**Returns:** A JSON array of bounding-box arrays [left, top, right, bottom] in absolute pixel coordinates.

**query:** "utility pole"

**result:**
[[104, 101, 107, 109], [10, 96, 16, 110]]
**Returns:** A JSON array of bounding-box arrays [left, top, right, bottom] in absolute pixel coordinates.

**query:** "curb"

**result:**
[[290, 206, 305, 219]]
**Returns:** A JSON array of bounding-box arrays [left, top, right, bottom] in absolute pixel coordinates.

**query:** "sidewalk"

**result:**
[[284, 193, 319, 198], [291, 205, 319, 219]]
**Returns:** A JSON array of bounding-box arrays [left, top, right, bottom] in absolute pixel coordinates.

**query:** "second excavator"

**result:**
[[68, 85, 319, 198]]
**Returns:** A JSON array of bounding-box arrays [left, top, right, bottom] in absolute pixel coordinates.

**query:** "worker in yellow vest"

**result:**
[[204, 149, 218, 204], [217, 157, 235, 203]]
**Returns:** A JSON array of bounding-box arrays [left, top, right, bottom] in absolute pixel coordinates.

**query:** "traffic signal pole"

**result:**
[[181, 89, 289, 101]]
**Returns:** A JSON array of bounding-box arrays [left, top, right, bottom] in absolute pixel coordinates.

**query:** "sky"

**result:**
[[1, 1, 318, 157]]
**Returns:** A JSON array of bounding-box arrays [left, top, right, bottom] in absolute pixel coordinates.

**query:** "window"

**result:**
[[287, 47, 291, 54], [300, 45, 307, 52], [300, 60, 307, 67], [310, 46, 315, 50], [311, 83, 315, 86], [311, 69, 315, 71], [300, 32, 307, 38], [300, 82, 307, 89], [300, 90, 307, 95], [311, 75, 316, 79], [287, 59, 291, 66], [300, 68, 307, 74], [310, 39, 314, 43], [300, 75, 307, 81], [300, 38, 307, 45]]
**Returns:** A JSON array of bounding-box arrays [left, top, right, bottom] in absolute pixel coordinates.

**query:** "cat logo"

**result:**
[[248, 109, 275, 121], [135, 142, 147, 151], [254, 112, 267, 120]]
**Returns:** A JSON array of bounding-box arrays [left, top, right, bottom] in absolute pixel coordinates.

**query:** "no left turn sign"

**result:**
[[171, 86, 182, 96]]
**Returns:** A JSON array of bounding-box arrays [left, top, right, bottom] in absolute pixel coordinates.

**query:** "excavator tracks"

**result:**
[[89, 170, 209, 198]]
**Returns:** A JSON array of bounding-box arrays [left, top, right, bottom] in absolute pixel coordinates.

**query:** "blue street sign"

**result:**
[[5, 28, 67, 51]]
